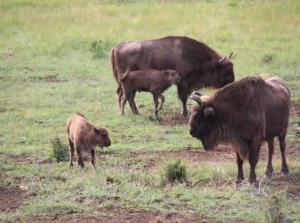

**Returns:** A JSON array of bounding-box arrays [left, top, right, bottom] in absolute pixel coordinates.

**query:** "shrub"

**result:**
[[161, 160, 187, 185], [50, 137, 69, 163]]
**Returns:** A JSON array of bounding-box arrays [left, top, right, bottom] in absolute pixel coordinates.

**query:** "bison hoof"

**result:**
[[235, 178, 244, 185], [281, 168, 289, 175], [265, 169, 274, 178]]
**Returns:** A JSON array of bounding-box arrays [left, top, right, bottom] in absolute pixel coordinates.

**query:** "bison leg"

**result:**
[[117, 86, 123, 112], [279, 135, 289, 175], [90, 148, 96, 169], [68, 138, 75, 169], [153, 93, 159, 119], [75, 145, 85, 169], [158, 94, 165, 111], [248, 141, 260, 184], [236, 153, 244, 184], [127, 91, 140, 115], [177, 86, 188, 117], [265, 138, 274, 178]]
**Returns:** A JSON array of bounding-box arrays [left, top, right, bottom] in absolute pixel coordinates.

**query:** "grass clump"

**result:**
[[49, 137, 69, 163], [160, 160, 187, 185], [90, 40, 112, 59]]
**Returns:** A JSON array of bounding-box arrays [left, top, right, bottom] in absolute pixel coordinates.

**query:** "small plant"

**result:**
[[160, 160, 187, 185], [50, 137, 69, 163]]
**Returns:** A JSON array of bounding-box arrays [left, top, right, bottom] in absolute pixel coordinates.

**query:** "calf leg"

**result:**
[[68, 138, 75, 169], [75, 145, 84, 168], [128, 91, 140, 115], [158, 94, 165, 111], [153, 93, 159, 119], [236, 152, 244, 184], [279, 135, 289, 175], [265, 138, 274, 178], [90, 147, 96, 169]]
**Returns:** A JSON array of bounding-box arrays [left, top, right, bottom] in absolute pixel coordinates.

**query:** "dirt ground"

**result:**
[[1, 103, 299, 222], [29, 207, 215, 223]]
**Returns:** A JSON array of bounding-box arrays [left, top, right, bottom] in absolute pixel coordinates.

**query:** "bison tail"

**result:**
[[110, 47, 119, 83]]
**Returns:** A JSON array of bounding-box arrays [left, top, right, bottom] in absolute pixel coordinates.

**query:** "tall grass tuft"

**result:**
[[160, 160, 187, 185], [50, 137, 69, 163]]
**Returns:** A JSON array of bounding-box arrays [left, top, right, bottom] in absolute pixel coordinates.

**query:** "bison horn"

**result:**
[[219, 52, 234, 64], [190, 91, 203, 105]]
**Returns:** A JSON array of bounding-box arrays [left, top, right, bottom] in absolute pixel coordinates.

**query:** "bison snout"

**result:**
[[189, 129, 196, 137], [106, 139, 111, 147]]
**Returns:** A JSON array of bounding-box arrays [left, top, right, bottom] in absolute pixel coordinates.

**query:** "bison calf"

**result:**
[[119, 69, 181, 118], [66, 113, 111, 169]]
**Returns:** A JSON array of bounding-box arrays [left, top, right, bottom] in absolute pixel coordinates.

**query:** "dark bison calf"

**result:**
[[119, 69, 180, 118], [189, 76, 290, 184], [66, 113, 111, 168]]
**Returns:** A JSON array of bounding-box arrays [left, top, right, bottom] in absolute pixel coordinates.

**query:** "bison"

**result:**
[[66, 113, 111, 169], [111, 36, 234, 117], [119, 69, 181, 118], [189, 76, 290, 184]]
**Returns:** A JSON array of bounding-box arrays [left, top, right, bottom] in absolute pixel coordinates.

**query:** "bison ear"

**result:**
[[94, 128, 100, 133], [204, 107, 215, 118]]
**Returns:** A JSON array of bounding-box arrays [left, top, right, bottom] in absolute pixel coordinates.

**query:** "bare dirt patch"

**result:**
[[98, 146, 235, 170], [0, 186, 26, 213], [31, 207, 215, 223], [272, 173, 300, 197], [157, 114, 188, 126], [29, 75, 62, 83]]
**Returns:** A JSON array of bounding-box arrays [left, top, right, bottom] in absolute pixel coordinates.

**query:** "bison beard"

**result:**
[[110, 36, 234, 116], [189, 76, 290, 184]]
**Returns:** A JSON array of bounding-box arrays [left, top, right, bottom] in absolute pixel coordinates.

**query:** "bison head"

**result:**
[[188, 92, 217, 150], [210, 52, 234, 88], [165, 69, 181, 85], [93, 127, 111, 148]]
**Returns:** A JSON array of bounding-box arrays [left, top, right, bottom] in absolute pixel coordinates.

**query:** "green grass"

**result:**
[[1, 0, 300, 222]]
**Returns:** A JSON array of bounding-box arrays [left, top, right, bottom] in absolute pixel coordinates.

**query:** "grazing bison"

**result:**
[[66, 113, 111, 169], [119, 69, 181, 118], [189, 76, 290, 184], [111, 36, 234, 116]]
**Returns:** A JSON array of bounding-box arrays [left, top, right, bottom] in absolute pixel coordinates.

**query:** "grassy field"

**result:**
[[1, 0, 300, 222]]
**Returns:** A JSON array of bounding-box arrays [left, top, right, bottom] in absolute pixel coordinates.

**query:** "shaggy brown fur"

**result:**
[[66, 113, 111, 168], [189, 76, 290, 184], [110, 36, 234, 116], [119, 69, 180, 118]]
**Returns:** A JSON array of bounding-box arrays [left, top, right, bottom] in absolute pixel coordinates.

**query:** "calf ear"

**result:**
[[204, 107, 215, 118]]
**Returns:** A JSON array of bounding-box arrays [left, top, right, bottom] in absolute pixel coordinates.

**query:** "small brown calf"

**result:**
[[119, 69, 180, 118], [66, 113, 111, 168]]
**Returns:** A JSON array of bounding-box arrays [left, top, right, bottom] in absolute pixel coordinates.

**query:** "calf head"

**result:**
[[165, 70, 181, 85], [188, 92, 217, 150], [93, 127, 111, 148], [210, 52, 234, 88]]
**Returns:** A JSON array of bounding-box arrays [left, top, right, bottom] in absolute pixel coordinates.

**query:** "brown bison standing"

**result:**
[[66, 113, 111, 169], [189, 76, 290, 184], [111, 36, 234, 116]]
